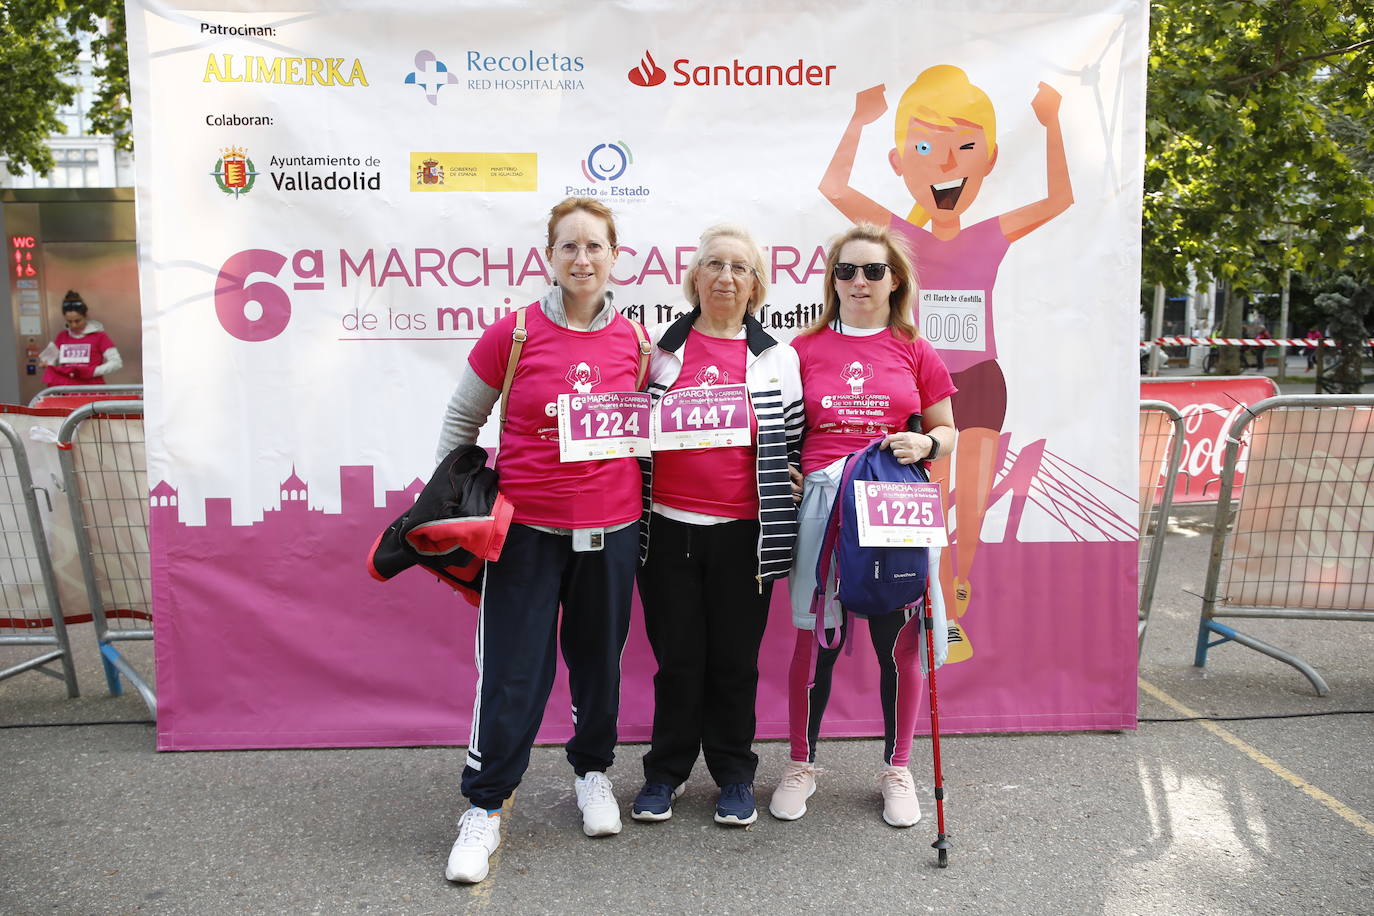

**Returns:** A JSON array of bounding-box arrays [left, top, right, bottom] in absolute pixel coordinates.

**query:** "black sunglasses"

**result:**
[[834, 262, 890, 282]]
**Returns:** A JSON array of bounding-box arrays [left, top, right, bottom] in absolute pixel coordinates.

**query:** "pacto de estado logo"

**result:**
[[581, 142, 631, 182], [626, 49, 835, 87], [211, 146, 258, 198], [627, 51, 667, 87], [404, 50, 459, 104]]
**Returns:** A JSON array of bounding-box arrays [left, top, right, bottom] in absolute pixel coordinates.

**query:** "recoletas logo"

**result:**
[[627, 51, 667, 87], [405, 50, 459, 104]]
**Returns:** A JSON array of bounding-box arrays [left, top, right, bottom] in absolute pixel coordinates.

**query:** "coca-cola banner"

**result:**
[[1140, 377, 1279, 504], [126, 0, 1148, 749]]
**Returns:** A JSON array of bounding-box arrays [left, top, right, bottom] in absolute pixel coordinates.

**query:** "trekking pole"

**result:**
[[908, 413, 951, 868], [922, 578, 951, 868]]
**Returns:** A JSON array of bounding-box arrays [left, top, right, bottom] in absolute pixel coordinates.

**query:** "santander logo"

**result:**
[[627, 49, 836, 88], [627, 51, 667, 87]]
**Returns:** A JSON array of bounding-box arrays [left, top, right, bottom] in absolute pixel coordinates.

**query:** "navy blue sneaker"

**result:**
[[714, 783, 758, 826], [631, 782, 683, 822]]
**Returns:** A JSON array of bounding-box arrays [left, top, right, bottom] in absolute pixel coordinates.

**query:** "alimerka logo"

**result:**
[[627, 51, 667, 87], [212, 147, 258, 198], [203, 54, 369, 86], [627, 50, 835, 87]]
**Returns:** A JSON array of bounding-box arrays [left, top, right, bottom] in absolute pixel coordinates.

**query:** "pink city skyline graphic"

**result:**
[[149, 465, 423, 529]]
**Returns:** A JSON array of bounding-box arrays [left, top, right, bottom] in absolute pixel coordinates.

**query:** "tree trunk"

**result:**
[[1218, 281, 1244, 375]]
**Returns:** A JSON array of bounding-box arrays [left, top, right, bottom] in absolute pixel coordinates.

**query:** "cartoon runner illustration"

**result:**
[[841, 360, 875, 395], [820, 65, 1073, 663]]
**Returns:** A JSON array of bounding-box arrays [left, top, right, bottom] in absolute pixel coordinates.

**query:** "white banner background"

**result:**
[[128, 0, 1146, 749]]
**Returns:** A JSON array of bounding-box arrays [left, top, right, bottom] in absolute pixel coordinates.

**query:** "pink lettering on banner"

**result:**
[[1141, 376, 1279, 503], [215, 247, 328, 341]]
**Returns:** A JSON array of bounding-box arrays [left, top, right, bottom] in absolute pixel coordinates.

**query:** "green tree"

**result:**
[[1144, 0, 1374, 330], [1314, 275, 1372, 391], [0, 1, 128, 177]]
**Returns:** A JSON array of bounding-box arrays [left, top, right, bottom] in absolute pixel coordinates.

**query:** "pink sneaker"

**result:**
[[769, 761, 817, 821], [879, 766, 921, 827]]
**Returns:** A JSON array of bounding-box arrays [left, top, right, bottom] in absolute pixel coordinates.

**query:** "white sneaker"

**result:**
[[879, 765, 922, 827], [768, 761, 817, 821], [574, 771, 622, 837], [445, 807, 501, 883]]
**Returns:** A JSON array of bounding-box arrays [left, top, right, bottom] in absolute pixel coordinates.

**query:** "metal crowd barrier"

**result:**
[[1138, 400, 1185, 658], [56, 400, 155, 714], [1194, 395, 1374, 695], [29, 383, 144, 408], [0, 418, 78, 695]]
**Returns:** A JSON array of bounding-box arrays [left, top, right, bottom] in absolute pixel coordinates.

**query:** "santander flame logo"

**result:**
[[628, 51, 667, 87]]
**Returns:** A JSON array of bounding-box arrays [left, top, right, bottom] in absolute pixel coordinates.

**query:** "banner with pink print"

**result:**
[[126, 0, 1147, 749]]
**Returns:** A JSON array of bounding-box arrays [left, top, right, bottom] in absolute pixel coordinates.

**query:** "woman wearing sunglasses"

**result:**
[[436, 197, 648, 884], [631, 224, 803, 828], [770, 223, 956, 828]]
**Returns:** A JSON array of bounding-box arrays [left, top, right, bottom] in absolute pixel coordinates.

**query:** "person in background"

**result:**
[[39, 291, 122, 387], [436, 197, 646, 885], [631, 224, 803, 828], [1304, 327, 1322, 371]]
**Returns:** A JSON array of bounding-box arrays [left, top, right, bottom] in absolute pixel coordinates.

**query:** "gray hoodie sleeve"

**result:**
[[435, 366, 501, 465]]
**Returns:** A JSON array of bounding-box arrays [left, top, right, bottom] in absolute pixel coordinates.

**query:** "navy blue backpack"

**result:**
[[812, 440, 930, 646]]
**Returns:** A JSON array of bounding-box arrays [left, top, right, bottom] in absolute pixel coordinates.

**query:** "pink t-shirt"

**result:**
[[889, 216, 1011, 375], [792, 327, 957, 474], [652, 329, 758, 519], [42, 329, 114, 387], [468, 302, 645, 528]]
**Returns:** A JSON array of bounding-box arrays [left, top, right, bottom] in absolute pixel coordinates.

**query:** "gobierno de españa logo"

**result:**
[[212, 147, 258, 197]]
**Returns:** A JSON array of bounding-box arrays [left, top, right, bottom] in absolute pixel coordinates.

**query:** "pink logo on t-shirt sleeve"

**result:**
[[840, 361, 875, 394], [565, 361, 602, 394]]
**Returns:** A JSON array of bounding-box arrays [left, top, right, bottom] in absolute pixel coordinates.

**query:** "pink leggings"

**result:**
[[787, 609, 925, 767]]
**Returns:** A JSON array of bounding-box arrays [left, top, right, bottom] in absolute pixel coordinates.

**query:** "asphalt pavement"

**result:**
[[2, 362, 1372, 915]]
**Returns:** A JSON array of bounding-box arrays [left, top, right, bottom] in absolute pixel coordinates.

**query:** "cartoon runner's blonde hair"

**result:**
[[892, 65, 998, 227]]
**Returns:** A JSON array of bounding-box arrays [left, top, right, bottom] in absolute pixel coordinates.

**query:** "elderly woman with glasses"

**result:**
[[436, 197, 649, 884], [630, 224, 804, 828]]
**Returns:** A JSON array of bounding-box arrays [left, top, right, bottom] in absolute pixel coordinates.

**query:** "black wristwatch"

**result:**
[[925, 433, 940, 460]]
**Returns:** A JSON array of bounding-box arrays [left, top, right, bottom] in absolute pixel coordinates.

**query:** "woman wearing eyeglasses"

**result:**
[[630, 224, 803, 828], [437, 197, 648, 884], [769, 223, 956, 828]]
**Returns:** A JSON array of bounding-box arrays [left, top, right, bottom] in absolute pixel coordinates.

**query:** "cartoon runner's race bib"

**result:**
[[557, 391, 651, 462], [919, 289, 986, 353], [855, 480, 948, 547], [59, 343, 93, 364], [651, 384, 752, 450]]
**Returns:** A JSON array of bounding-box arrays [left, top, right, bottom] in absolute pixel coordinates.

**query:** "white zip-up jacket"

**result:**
[[639, 308, 805, 583]]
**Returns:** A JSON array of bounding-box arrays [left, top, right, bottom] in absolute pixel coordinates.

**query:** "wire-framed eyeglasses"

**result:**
[[700, 258, 755, 279], [553, 242, 612, 262]]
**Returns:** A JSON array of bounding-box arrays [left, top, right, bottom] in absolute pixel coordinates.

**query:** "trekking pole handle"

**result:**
[[906, 413, 929, 472]]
